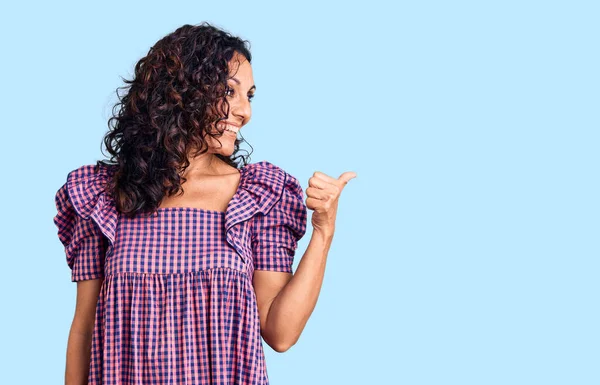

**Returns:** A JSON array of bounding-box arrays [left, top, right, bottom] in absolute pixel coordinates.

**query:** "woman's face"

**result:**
[[204, 52, 255, 156]]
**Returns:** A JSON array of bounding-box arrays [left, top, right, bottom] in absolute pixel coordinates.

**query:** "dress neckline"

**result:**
[[154, 206, 227, 215], [154, 164, 250, 215]]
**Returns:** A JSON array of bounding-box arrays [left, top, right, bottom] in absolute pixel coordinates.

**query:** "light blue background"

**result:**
[[1, 1, 598, 384]]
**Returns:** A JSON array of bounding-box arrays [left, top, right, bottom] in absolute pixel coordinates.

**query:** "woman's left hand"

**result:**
[[305, 170, 357, 237]]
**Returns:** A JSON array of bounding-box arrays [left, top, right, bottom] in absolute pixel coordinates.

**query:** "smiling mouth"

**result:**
[[218, 123, 240, 134]]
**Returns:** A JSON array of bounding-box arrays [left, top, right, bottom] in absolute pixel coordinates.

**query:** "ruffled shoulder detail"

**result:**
[[63, 163, 119, 245], [248, 162, 308, 273], [224, 161, 288, 263]]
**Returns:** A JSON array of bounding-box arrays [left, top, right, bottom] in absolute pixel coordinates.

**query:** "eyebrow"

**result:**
[[230, 77, 256, 92]]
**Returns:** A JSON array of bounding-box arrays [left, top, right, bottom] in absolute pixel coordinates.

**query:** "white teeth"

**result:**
[[220, 124, 240, 133]]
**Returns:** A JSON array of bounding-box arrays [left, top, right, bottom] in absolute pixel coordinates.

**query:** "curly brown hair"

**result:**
[[97, 22, 253, 218]]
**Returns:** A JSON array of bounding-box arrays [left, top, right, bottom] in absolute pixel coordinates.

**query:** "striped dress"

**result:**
[[53, 161, 307, 384]]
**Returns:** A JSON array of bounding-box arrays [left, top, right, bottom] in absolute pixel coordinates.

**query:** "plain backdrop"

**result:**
[[0, 1, 598, 384]]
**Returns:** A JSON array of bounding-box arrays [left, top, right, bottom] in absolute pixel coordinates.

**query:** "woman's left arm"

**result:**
[[254, 170, 356, 352]]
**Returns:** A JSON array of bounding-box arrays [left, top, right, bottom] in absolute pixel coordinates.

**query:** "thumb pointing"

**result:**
[[338, 171, 357, 185]]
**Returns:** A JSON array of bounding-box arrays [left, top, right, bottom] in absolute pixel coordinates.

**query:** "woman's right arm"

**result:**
[[65, 279, 103, 385]]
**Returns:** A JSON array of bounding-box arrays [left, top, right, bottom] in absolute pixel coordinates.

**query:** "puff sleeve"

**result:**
[[251, 172, 308, 273], [53, 182, 107, 282]]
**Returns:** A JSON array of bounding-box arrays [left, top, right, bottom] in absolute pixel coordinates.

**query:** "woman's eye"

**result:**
[[226, 87, 254, 103]]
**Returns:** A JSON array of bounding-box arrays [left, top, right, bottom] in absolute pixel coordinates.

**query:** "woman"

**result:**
[[53, 22, 355, 384]]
